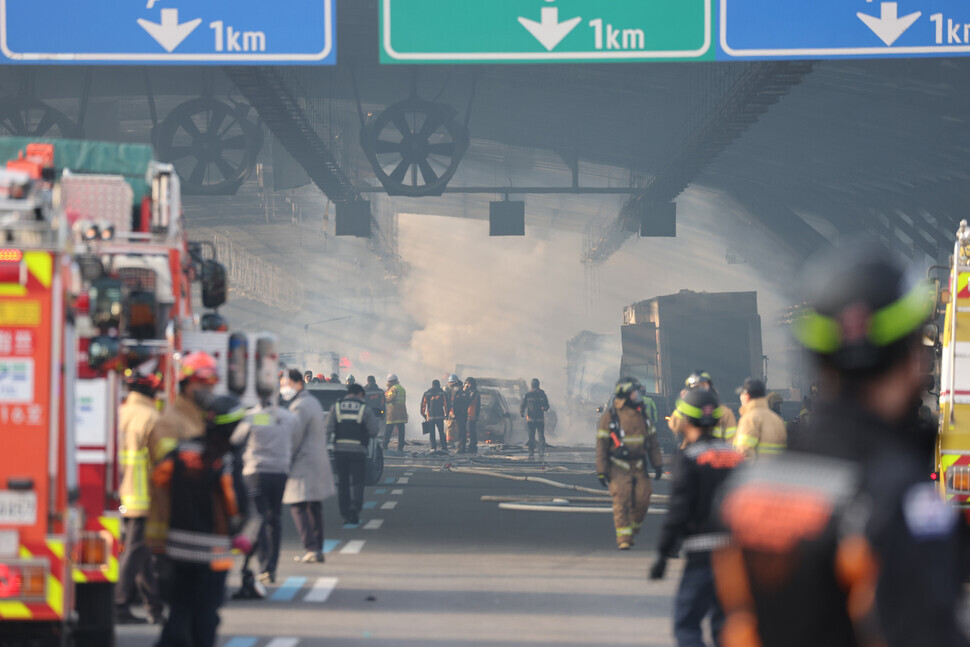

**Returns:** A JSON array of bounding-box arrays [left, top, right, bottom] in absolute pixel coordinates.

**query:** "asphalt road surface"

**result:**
[[118, 445, 687, 647]]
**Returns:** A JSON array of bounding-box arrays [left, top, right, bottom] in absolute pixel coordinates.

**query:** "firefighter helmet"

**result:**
[[124, 357, 162, 393], [685, 371, 714, 390], [345, 374, 356, 385], [202, 394, 246, 438], [614, 377, 641, 398], [792, 243, 935, 375], [179, 351, 218, 385], [447, 374, 460, 385], [675, 388, 722, 428]]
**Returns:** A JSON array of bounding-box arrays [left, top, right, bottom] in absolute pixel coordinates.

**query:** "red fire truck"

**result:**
[[0, 138, 229, 646]]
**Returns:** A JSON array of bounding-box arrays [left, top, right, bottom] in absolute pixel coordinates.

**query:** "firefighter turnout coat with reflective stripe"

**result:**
[[118, 391, 160, 517], [596, 397, 663, 476], [735, 396, 787, 459], [385, 384, 408, 424], [151, 439, 242, 571], [146, 393, 207, 549], [326, 395, 381, 455]]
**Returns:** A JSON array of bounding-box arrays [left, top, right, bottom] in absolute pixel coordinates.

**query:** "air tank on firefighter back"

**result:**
[[620, 290, 764, 423]]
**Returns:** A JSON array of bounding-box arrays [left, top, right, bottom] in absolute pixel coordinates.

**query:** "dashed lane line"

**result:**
[[391, 489, 404, 495], [363, 519, 384, 530], [340, 540, 365, 554], [266, 639, 301, 647], [270, 577, 308, 602], [222, 638, 258, 647], [397, 477, 410, 484], [303, 577, 339, 603], [381, 501, 398, 510]]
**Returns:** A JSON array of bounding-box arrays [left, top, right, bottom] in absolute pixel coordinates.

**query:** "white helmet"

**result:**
[[386, 373, 398, 382]]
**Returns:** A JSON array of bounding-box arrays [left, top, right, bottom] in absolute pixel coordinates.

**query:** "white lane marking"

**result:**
[[391, 489, 404, 495], [340, 540, 365, 554], [404, 471, 414, 476], [266, 639, 300, 647], [303, 577, 339, 603], [381, 501, 397, 510], [397, 477, 409, 484], [363, 519, 384, 530]]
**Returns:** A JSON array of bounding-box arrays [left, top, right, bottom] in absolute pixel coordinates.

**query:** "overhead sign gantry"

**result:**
[[0, 0, 336, 64]]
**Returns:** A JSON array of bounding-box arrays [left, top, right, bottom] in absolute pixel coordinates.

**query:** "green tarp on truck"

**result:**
[[0, 137, 155, 203]]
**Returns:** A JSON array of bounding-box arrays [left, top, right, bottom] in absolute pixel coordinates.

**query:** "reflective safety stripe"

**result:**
[[335, 439, 361, 444], [120, 447, 151, 511], [740, 435, 760, 449], [596, 429, 611, 439], [156, 437, 177, 458], [335, 406, 365, 423], [610, 458, 644, 471], [682, 532, 730, 552], [624, 436, 645, 445], [758, 443, 786, 455], [616, 527, 633, 536], [723, 426, 737, 439], [0, 601, 31, 618]]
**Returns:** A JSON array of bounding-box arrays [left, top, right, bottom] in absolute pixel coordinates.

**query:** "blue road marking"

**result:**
[[222, 638, 258, 647], [342, 522, 360, 529], [384, 477, 395, 484], [323, 539, 341, 554], [270, 576, 308, 602], [362, 501, 377, 510]]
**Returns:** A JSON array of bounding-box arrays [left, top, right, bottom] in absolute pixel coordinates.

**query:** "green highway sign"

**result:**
[[380, 0, 713, 64]]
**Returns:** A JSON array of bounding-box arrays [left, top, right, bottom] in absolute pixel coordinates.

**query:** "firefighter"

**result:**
[[649, 388, 744, 647], [345, 374, 356, 386], [444, 374, 462, 446], [733, 377, 787, 460], [421, 379, 449, 452], [364, 375, 386, 419], [463, 377, 482, 454], [714, 245, 967, 647], [669, 371, 738, 445], [146, 351, 219, 551], [383, 373, 408, 453], [325, 384, 381, 525], [153, 394, 254, 647], [115, 360, 165, 625], [596, 378, 664, 549], [520, 378, 550, 460]]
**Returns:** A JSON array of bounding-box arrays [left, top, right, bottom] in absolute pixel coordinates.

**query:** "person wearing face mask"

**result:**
[[146, 351, 220, 552], [714, 244, 968, 647], [596, 378, 664, 550], [279, 369, 336, 565]]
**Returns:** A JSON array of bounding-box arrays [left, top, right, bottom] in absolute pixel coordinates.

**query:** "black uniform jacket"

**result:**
[[656, 437, 743, 559]]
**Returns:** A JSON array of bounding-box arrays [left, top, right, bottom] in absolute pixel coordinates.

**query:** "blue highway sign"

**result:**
[[0, 0, 335, 64], [719, 0, 970, 59]]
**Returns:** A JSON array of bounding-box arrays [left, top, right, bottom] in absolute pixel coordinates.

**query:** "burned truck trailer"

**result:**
[[620, 290, 764, 421]]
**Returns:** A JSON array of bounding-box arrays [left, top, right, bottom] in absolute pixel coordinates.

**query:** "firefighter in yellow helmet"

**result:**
[[596, 378, 664, 549]]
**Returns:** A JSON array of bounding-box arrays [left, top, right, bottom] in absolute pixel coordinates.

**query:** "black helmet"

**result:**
[[792, 243, 934, 376], [531, 378, 540, 389], [685, 371, 714, 390], [202, 394, 246, 439], [615, 377, 641, 398], [675, 388, 722, 429]]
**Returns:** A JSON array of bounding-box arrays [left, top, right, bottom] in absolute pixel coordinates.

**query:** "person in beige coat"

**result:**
[[733, 377, 787, 459]]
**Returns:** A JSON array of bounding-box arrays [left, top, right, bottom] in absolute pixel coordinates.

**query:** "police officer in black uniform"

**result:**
[[325, 384, 380, 526], [714, 244, 969, 647]]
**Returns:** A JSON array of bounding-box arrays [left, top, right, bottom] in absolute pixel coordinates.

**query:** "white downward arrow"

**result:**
[[857, 2, 921, 46], [518, 7, 582, 52], [137, 9, 202, 53]]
